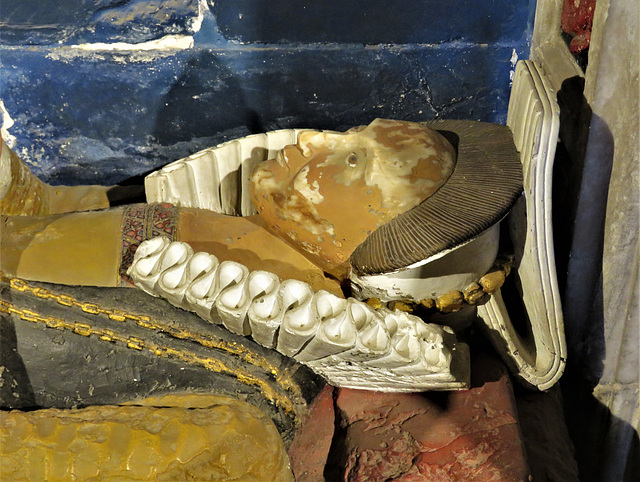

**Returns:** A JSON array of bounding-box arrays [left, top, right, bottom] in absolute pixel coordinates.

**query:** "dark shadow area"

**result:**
[[552, 76, 638, 481], [153, 51, 255, 146], [323, 387, 349, 482], [0, 305, 38, 410], [553, 76, 592, 299], [561, 366, 640, 481], [499, 196, 536, 342], [106, 184, 147, 206], [561, 32, 589, 71], [555, 77, 611, 378], [499, 267, 535, 341]]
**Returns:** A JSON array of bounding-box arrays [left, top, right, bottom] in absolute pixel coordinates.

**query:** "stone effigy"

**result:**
[[1, 118, 523, 392], [0, 115, 564, 477]]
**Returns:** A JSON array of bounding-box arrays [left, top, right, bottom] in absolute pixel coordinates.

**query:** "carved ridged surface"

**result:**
[[145, 129, 308, 216], [477, 61, 566, 390], [350, 120, 523, 275], [127, 237, 469, 392], [0, 395, 293, 481]]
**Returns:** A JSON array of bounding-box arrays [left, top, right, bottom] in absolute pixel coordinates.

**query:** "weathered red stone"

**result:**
[[289, 350, 530, 481], [562, 0, 597, 53], [288, 385, 336, 481], [335, 351, 530, 481]]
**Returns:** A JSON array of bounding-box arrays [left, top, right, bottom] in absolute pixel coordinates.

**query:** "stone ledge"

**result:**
[[210, 0, 532, 45]]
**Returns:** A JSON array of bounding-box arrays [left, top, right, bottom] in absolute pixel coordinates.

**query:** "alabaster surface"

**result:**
[[250, 119, 457, 277], [145, 108, 565, 392], [127, 238, 469, 391], [477, 61, 566, 390]]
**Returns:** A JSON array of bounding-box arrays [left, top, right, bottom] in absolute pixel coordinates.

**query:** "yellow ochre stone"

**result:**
[[0, 393, 293, 481], [1, 139, 110, 217], [435, 291, 465, 313], [479, 270, 507, 294], [1, 209, 123, 287]]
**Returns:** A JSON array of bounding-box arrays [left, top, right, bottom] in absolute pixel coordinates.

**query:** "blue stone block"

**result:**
[[1, 43, 518, 186], [81, 0, 202, 44], [0, 0, 201, 45], [210, 0, 535, 45]]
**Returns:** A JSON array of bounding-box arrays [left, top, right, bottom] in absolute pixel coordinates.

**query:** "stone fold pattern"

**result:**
[[127, 237, 469, 391]]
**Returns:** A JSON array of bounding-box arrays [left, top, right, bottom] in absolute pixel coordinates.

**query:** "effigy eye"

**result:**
[[346, 152, 358, 167]]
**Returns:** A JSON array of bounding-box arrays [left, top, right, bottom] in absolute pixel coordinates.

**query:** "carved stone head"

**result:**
[[251, 119, 457, 277]]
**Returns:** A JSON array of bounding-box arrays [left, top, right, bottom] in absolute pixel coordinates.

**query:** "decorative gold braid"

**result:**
[[365, 255, 514, 314], [2, 278, 303, 420]]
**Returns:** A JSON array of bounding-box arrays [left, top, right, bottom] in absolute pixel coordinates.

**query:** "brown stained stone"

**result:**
[[251, 119, 456, 278], [288, 385, 336, 481], [332, 350, 530, 481]]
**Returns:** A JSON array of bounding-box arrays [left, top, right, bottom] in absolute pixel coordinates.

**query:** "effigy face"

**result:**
[[251, 119, 456, 277]]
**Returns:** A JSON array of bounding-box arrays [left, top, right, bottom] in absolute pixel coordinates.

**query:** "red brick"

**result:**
[[288, 385, 335, 481]]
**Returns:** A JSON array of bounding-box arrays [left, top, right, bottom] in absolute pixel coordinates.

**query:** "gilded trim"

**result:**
[[120, 203, 179, 285], [3, 278, 304, 420]]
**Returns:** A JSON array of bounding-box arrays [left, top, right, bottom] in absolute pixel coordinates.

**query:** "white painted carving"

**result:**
[[145, 129, 308, 216], [477, 60, 566, 390], [128, 238, 469, 391], [142, 106, 566, 391], [350, 223, 501, 302]]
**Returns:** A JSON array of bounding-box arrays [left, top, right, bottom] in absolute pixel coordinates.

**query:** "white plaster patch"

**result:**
[[72, 34, 194, 52], [0, 100, 18, 201], [510, 49, 519, 83], [189, 0, 208, 34], [0, 140, 11, 201], [293, 165, 324, 204], [0, 100, 17, 148]]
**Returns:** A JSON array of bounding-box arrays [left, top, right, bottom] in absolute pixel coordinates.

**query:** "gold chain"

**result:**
[[365, 256, 514, 314], [2, 278, 303, 419]]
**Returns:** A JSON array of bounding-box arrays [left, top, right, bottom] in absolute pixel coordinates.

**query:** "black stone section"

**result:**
[[106, 184, 147, 206], [210, 0, 533, 45], [0, 278, 325, 447], [0, 313, 38, 409]]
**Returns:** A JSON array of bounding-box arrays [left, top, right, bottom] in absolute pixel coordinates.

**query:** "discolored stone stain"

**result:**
[[251, 119, 457, 278]]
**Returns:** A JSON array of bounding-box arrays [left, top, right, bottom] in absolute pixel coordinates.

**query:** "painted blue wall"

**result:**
[[0, 1, 536, 185]]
